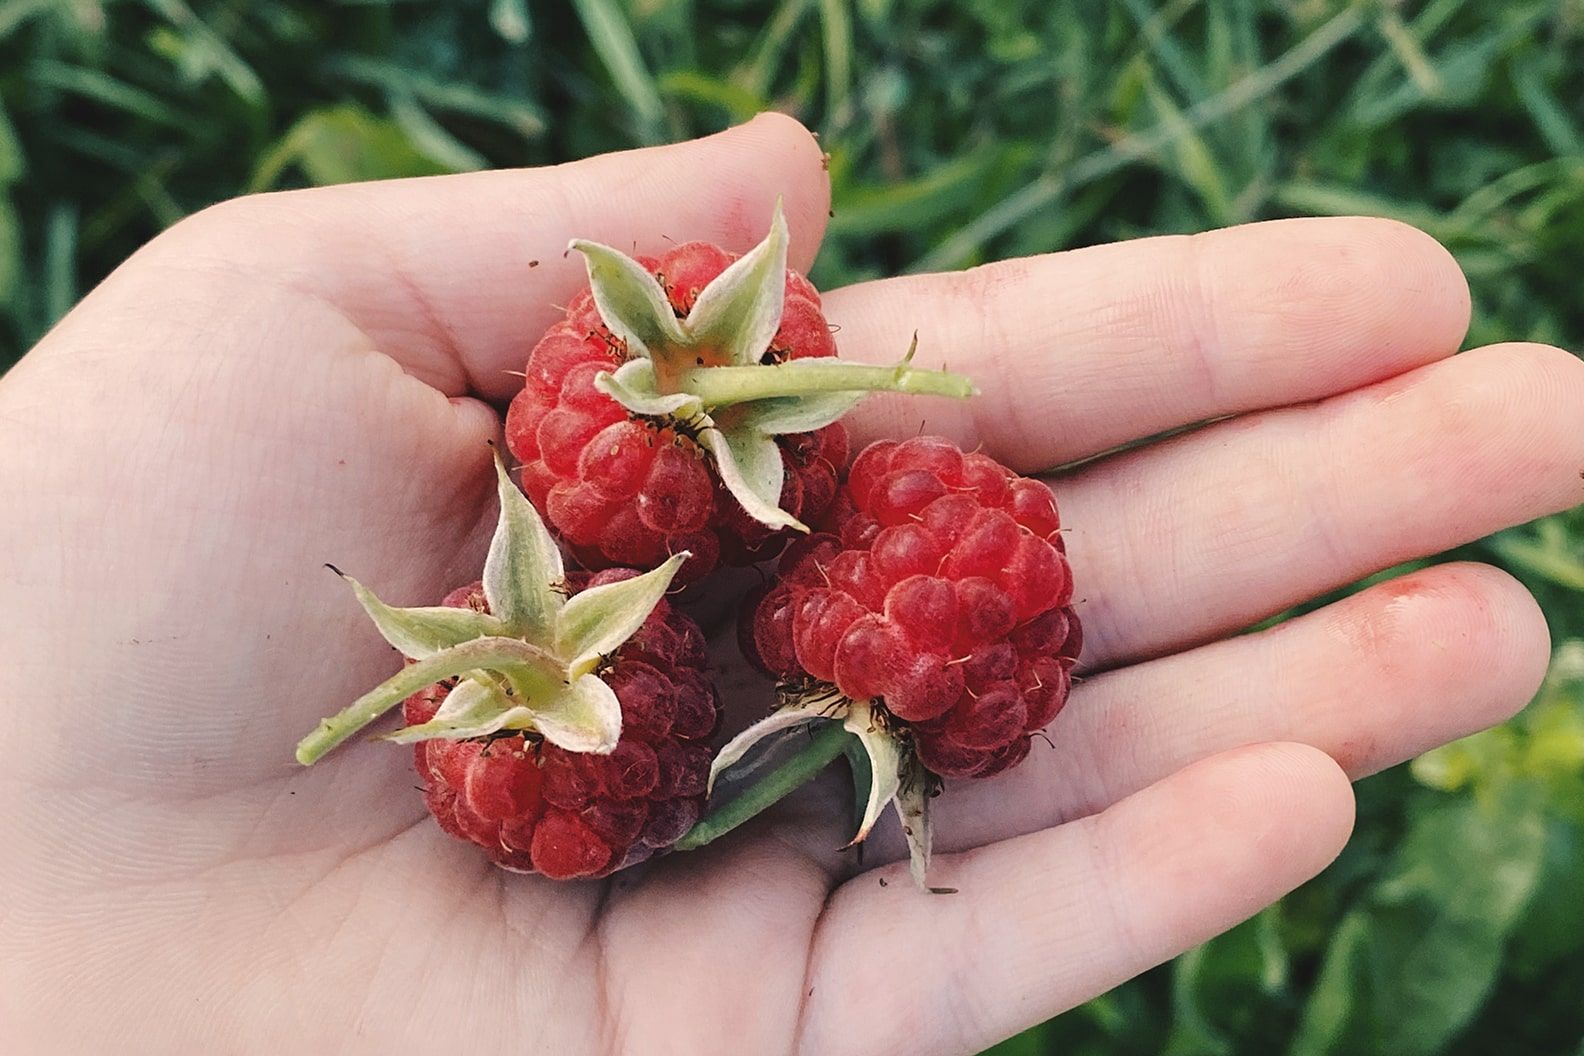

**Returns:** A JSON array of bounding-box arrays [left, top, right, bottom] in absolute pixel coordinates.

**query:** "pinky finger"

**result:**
[[795, 742, 1355, 1056]]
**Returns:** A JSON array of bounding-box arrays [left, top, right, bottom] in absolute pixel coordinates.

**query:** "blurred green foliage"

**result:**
[[1, 0, 1581, 1052]]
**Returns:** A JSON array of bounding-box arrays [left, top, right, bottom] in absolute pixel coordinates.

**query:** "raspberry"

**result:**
[[746, 436, 1079, 780], [404, 574, 719, 878], [505, 209, 972, 582], [506, 240, 848, 582], [297, 458, 721, 881]]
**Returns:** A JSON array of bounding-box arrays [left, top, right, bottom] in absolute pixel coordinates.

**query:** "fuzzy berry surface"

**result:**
[[504, 242, 848, 582], [405, 574, 720, 879], [744, 437, 1081, 779]]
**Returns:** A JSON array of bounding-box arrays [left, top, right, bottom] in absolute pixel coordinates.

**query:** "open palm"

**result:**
[[3, 115, 1581, 1055]]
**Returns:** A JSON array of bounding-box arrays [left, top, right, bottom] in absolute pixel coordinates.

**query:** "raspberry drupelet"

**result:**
[[504, 205, 969, 582]]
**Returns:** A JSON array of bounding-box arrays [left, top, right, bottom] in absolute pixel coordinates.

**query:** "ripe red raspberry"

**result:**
[[404, 575, 718, 879], [506, 242, 847, 582], [505, 207, 969, 582], [296, 455, 719, 881], [746, 436, 1080, 779]]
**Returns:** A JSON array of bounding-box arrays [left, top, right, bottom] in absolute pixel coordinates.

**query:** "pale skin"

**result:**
[[2, 113, 1582, 1055]]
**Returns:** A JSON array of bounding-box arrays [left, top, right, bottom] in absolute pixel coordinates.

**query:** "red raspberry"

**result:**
[[745, 437, 1080, 779], [505, 239, 846, 583], [404, 578, 720, 879]]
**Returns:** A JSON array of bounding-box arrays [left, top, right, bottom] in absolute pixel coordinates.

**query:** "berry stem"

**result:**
[[674, 360, 975, 408], [673, 721, 854, 851]]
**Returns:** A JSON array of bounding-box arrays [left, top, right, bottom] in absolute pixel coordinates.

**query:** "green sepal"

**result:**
[[554, 551, 689, 676], [684, 200, 789, 367], [702, 426, 802, 532], [843, 735, 875, 836], [335, 570, 502, 659], [303, 456, 693, 765], [382, 677, 534, 743], [707, 695, 845, 795], [483, 451, 564, 638], [595, 359, 705, 419], [568, 236, 684, 359], [569, 209, 975, 533], [529, 673, 624, 754], [744, 387, 867, 437], [842, 699, 902, 846], [894, 764, 946, 893]]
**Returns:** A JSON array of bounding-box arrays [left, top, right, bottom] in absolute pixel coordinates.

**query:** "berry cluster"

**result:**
[[745, 437, 1081, 778], [405, 577, 716, 879], [297, 210, 1077, 889]]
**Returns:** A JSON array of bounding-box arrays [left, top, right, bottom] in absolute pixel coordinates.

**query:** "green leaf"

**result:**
[[0, 194, 19, 312], [336, 570, 502, 659], [817, 0, 852, 121], [249, 105, 454, 191], [26, 59, 188, 129], [326, 58, 545, 138], [570, 237, 685, 359], [530, 672, 623, 754], [142, 0, 265, 106], [482, 453, 564, 639], [0, 103, 23, 185], [389, 95, 486, 173], [0, 0, 55, 40], [1506, 817, 1584, 978], [554, 551, 689, 674], [570, 0, 664, 141], [683, 199, 789, 368], [702, 426, 800, 531], [42, 202, 76, 328], [656, 70, 766, 123], [1165, 908, 1287, 1056], [488, 0, 531, 44], [1288, 795, 1547, 1056]]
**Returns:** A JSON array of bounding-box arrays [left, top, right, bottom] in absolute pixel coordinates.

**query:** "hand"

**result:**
[[2, 113, 1580, 1055]]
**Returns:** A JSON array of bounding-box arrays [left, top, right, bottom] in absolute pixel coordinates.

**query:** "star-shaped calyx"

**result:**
[[295, 455, 688, 765], [570, 202, 976, 531]]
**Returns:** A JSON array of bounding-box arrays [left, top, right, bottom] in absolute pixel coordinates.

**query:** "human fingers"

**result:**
[[903, 562, 1547, 857], [827, 217, 1469, 470], [1060, 341, 1584, 669], [797, 742, 1354, 1056]]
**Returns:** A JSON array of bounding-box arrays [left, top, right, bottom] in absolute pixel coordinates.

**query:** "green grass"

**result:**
[[3, 2, 1582, 1053]]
